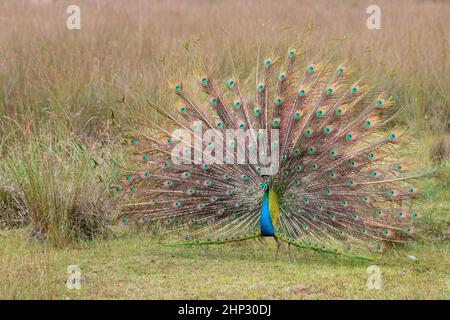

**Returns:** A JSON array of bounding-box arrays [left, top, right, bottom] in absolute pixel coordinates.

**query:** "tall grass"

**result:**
[[0, 0, 448, 136], [0, 130, 119, 247]]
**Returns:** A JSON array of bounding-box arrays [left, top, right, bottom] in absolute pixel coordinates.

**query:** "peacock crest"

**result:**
[[116, 48, 423, 260]]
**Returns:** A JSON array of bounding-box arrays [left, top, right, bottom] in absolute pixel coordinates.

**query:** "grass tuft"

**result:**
[[1, 134, 119, 247]]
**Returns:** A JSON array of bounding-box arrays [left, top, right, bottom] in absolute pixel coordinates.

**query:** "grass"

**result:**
[[2, 159, 448, 299], [0, 132, 121, 246], [0, 0, 449, 299], [1, 0, 448, 137], [1, 228, 449, 299]]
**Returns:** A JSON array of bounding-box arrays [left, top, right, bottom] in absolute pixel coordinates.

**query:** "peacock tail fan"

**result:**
[[116, 48, 425, 260]]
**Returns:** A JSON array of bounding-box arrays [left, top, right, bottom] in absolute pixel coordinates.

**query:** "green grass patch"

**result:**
[[1, 228, 448, 299]]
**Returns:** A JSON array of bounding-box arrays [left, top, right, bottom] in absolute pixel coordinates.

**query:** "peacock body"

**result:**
[[118, 48, 422, 259]]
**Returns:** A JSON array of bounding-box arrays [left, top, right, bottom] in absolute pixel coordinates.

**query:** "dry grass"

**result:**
[[0, 133, 120, 246], [0, 0, 448, 138]]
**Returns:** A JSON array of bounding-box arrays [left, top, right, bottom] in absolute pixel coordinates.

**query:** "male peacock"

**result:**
[[117, 48, 422, 260]]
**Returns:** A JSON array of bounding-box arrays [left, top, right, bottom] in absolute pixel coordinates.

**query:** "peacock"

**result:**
[[116, 48, 423, 260]]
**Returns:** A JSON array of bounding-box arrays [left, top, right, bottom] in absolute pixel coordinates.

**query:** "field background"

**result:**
[[0, 0, 449, 299]]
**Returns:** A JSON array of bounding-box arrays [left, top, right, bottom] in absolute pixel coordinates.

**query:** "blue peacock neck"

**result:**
[[260, 189, 279, 237]]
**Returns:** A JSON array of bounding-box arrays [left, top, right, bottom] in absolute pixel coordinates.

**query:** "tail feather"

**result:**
[[117, 48, 424, 258]]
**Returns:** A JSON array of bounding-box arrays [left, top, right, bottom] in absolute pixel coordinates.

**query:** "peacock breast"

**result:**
[[260, 189, 280, 237]]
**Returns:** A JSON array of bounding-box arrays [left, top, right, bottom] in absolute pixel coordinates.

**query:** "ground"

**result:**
[[1, 228, 448, 299]]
